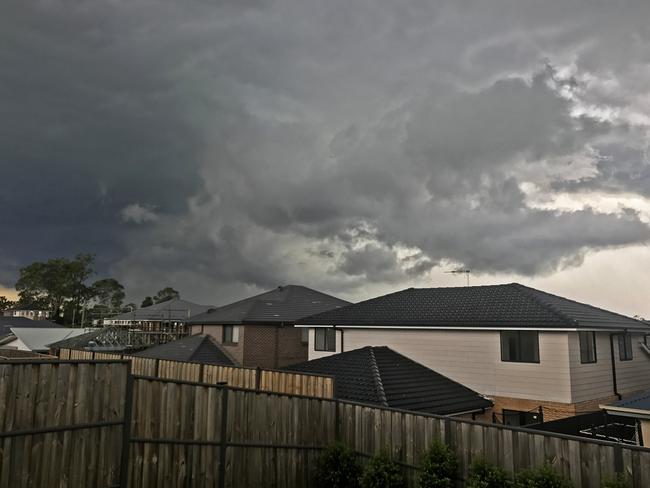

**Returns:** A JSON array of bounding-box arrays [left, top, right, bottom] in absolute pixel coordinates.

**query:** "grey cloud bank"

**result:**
[[2, 0, 650, 309]]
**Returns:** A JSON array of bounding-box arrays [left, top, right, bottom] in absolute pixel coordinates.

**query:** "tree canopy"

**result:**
[[154, 287, 180, 304]]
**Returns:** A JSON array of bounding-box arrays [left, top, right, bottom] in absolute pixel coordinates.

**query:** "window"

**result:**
[[222, 325, 239, 344], [618, 334, 633, 361], [502, 409, 542, 427], [500, 331, 539, 363], [300, 328, 309, 345], [579, 331, 597, 363], [314, 328, 336, 352]]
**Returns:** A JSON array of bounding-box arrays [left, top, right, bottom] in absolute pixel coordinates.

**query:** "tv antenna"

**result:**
[[445, 268, 471, 286]]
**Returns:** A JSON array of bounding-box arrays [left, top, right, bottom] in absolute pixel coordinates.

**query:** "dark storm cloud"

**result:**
[[3, 0, 650, 302]]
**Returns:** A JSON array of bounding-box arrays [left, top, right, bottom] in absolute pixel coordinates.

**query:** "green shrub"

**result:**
[[359, 451, 406, 488], [514, 464, 573, 488], [313, 443, 362, 488], [467, 459, 513, 488], [601, 474, 631, 488], [417, 441, 458, 488]]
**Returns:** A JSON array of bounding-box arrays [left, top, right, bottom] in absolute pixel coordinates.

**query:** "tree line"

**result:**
[[0, 254, 180, 326]]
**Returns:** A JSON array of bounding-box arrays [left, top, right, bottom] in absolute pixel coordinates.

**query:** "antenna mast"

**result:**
[[445, 269, 471, 286]]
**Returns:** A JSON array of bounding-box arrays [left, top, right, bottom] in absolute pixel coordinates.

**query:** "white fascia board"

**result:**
[[295, 324, 646, 332], [294, 324, 333, 328]]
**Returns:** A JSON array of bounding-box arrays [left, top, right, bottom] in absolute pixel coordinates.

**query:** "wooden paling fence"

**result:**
[[3, 359, 650, 487], [0, 359, 131, 488], [58, 348, 333, 398]]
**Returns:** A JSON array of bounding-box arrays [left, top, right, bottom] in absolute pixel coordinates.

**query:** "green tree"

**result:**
[[141, 296, 154, 308], [91, 278, 125, 310], [154, 287, 179, 304], [15, 254, 95, 324], [0, 296, 15, 312]]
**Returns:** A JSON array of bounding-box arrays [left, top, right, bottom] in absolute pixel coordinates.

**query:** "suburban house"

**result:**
[[133, 334, 235, 366], [2, 307, 51, 320], [103, 298, 214, 340], [187, 285, 350, 369], [285, 346, 492, 417], [297, 283, 650, 423]]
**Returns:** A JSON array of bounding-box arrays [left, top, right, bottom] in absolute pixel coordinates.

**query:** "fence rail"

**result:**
[[3, 359, 650, 487], [58, 348, 332, 398]]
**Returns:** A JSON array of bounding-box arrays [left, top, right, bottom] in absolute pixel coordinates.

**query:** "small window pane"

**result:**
[[223, 325, 238, 344], [315, 329, 326, 351], [579, 331, 597, 363], [315, 328, 336, 352], [500, 331, 539, 363], [232, 325, 239, 343], [618, 334, 633, 361]]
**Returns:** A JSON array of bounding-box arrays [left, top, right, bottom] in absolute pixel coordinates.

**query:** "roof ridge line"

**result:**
[[368, 347, 388, 407], [510, 283, 576, 327]]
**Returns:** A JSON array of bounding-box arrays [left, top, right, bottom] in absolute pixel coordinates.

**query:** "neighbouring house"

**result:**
[[133, 334, 235, 366], [600, 391, 650, 446], [285, 346, 492, 417], [297, 283, 650, 423], [187, 285, 350, 369], [103, 298, 215, 340], [4, 327, 87, 353], [3, 308, 51, 320]]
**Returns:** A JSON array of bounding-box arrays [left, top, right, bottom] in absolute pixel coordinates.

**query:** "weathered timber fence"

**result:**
[[3, 360, 650, 487], [0, 360, 131, 488], [58, 348, 333, 398]]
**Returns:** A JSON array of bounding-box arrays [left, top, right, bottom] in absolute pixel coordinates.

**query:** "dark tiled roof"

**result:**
[[610, 391, 650, 412], [186, 285, 350, 325], [133, 334, 235, 365], [298, 283, 648, 330], [107, 299, 215, 322], [0, 317, 61, 337], [285, 346, 492, 415]]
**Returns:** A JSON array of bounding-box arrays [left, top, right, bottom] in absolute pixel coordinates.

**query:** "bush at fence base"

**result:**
[[359, 452, 406, 488], [467, 459, 513, 488], [313, 443, 363, 488], [514, 463, 573, 488], [417, 441, 459, 488]]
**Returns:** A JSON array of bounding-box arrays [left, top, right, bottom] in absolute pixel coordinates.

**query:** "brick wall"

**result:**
[[242, 325, 308, 369]]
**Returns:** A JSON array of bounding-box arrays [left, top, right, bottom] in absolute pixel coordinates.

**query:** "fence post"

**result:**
[[255, 367, 262, 392], [119, 362, 134, 488], [218, 387, 230, 488]]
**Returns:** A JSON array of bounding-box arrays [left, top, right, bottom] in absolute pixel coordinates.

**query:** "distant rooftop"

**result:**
[[106, 298, 215, 323], [10, 327, 87, 352], [133, 334, 235, 366], [0, 317, 61, 337], [603, 391, 650, 418], [186, 285, 350, 325], [298, 283, 648, 331], [285, 346, 492, 415]]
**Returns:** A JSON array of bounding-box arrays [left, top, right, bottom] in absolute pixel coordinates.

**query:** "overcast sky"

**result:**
[[2, 0, 650, 315]]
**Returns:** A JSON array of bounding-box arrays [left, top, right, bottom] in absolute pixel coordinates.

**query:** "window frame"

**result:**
[[618, 333, 633, 361], [500, 330, 540, 363], [579, 331, 597, 364], [314, 328, 336, 352], [222, 325, 239, 344]]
